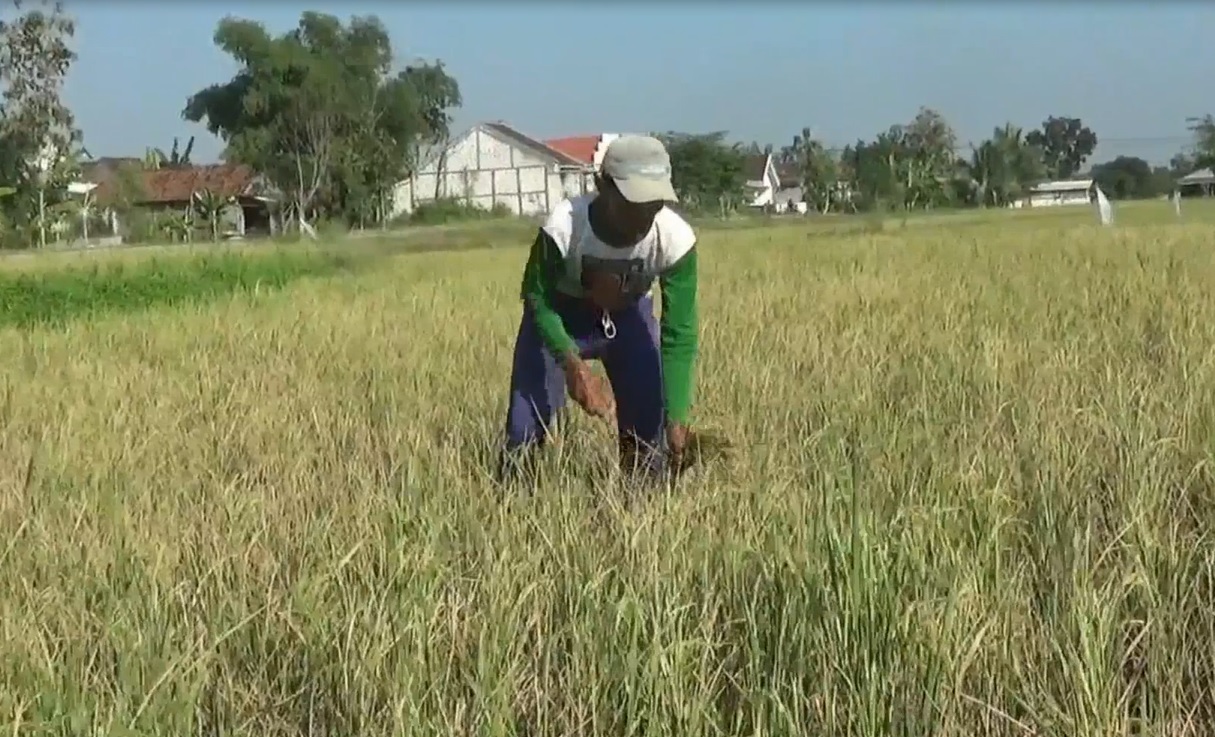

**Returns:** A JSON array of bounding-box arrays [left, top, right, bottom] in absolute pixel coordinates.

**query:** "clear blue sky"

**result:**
[[64, 2, 1213, 167]]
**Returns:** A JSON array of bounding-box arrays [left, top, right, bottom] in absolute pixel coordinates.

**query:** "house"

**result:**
[[1018, 179, 1094, 208], [772, 162, 807, 214], [773, 187, 808, 214], [93, 163, 280, 237], [742, 153, 781, 209], [775, 162, 801, 189], [391, 121, 592, 219], [544, 133, 624, 171], [544, 133, 623, 195], [545, 135, 599, 169], [1177, 167, 1215, 197]]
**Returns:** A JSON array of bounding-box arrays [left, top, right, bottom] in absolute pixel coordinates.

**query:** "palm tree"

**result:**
[[51, 188, 95, 243], [191, 188, 228, 241], [160, 211, 194, 244], [144, 136, 195, 170], [968, 124, 1047, 208]]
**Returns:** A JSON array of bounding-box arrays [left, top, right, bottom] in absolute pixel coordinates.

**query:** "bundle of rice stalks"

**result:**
[[674, 427, 736, 477]]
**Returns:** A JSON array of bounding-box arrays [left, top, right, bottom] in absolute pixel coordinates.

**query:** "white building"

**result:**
[[773, 187, 809, 214], [1018, 179, 1094, 208], [544, 133, 624, 178], [742, 153, 781, 208], [391, 121, 592, 219], [1178, 167, 1215, 197]]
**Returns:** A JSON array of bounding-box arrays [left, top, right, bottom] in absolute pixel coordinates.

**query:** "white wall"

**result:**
[[746, 157, 779, 208], [391, 126, 591, 219], [1027, 190, 1090, 208], [747, 185, 774, 208]]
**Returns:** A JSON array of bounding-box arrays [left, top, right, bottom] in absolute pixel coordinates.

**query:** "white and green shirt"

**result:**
[[519, 193, 700, 423]]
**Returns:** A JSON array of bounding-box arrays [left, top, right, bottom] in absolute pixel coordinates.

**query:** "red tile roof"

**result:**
[[544, 136, 600, 166], [94, 163, 266, 206]]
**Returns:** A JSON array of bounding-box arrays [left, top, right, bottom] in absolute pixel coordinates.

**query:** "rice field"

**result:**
[[2, 201, 1215, 736]]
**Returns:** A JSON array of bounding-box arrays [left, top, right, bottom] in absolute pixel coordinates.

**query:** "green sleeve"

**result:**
[[520, 229, 577, 356], [659, 247, 699, 424]]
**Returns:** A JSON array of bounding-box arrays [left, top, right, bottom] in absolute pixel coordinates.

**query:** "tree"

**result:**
[[785, 127, 839, 214], [0, 184, 14, 243], [741, 141, 774, 158], [658, 131, 747, 216], [842, 128, 908, 212], [830, 110, 961, 214], [967, 124, 1047, 207], [192, 189, 227, 241], [1169, 149, 1197, 177], [0, 0, 80, 248], [336, 56, 462, 227], [144, 136, 195, 169], [901, 107, 961, 209], [1150, 165, 1176, 197], [1090, 156, 1158, 200], [49, 178, 95, 242], [183, 12, 461, 231], [1185, 115, 1215, 172], [1025, 116, 1098, 180]]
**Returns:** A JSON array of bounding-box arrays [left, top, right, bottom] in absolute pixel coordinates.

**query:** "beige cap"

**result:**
[[601, 134, 679, 204]]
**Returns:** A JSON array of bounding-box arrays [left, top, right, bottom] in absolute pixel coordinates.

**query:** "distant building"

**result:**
[[91, 163, 280, 237], [1177, 167, 1215, 197], [742, 153, 781, 209], [391, 121, 591, 219], [772, 162, 807, 214], [1016, 179, 1094, 209], [544, 133, 623, 173]]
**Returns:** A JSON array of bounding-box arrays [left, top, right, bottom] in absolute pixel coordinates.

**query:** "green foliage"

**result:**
[[1091, 156, 1162, 200], [777, 111, 1109, 215], [0, 0, 82, 248], [1186, 115, 1215, 173], [145, 136, 195, 170], [0, 248, 356, 329], [657, 131, 747, 216], [405, 197, 512, 226], [1025, 116, 1099, 180], [968, 124, 1048, 208], [783, 128, 841, 214], [192, 188, 228, 241], [183, 12, 461, 231]]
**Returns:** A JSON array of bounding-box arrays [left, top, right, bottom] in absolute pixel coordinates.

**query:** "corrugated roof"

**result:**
[[1029, 179, 1093, 193], [1179, 167, 1215, 185]]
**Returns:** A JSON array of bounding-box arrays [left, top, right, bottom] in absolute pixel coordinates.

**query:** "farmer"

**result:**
[[498, 134, 699, 483]]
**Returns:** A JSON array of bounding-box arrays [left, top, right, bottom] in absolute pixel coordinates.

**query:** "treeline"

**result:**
[[181, 12, 461, 231], [3, 2, 1214, 251], [664, 109, 1215, 216], [0, 4, 464, 249]]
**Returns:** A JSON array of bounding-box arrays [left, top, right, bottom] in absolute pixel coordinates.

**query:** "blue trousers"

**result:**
[[502, 294, 668, 476]]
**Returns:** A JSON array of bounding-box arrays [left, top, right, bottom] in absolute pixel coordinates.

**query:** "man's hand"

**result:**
[[562, 354, 615, 423], [667, 421, 689, 467]]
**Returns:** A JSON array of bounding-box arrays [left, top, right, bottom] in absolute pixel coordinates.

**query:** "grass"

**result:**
[[2, 199, 1215, 735], [0, 247, 363, 329]]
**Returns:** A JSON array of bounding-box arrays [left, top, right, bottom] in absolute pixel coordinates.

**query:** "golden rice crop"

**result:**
[[1, 203, 1213, 736]]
